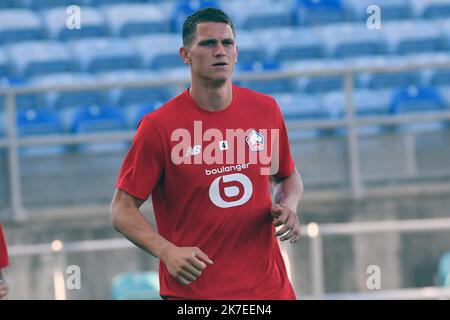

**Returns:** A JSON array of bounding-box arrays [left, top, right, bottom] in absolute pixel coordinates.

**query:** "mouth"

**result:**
[[212, 62, 228, 67]]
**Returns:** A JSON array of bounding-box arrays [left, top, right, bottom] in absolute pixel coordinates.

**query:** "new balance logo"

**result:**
[[185, 145, 201, 156]]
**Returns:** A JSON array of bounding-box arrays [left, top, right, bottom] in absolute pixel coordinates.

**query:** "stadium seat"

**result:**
[[132, 33, 185, 70], [323, 89, 391, 118], [390, 85, 447, 132], [0, 9, 43, 44], [234, 30, 266, 64], [237, 62, 296, 94], [258, 27, 323, 62], [86, 0, 141, 6], [17, 108, 66, 156], [390, 85, 446, 114], [344, 0, 412, 21], [354, 56, 423, 90], [103, 4, 170, 37], [99, 69, 173, 107], [171, 0, 220, 32], [223, 0, 292, 30], [0, 48, 9, 77], [319, 23, 387, 58], [111, 271, 161, 300], [43, 6, 106, 41], [322, 89, 392, 135], [382, 21, 445, 55], [71, 37, 141, 73], [273, 92, 327, 120], [12, 0, 85, 9], [6, 41, 75, 77], [438, 251, 450, 287], [31, 72, 106, 110], [294, 0, 350, 26], [70, 104, 129, 153], [412, 0, 450, 19], [0, 77, 46, 111]]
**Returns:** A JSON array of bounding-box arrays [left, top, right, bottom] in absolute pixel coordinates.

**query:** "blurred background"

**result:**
[[1, 0, 450, 299]]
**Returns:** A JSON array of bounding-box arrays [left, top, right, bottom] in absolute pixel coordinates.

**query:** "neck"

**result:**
[[188, 79, 233, 112]]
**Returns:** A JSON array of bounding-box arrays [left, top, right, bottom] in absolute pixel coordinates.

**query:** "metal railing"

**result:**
[[7, 216, 450, 299], [1, 56, 450, 220]]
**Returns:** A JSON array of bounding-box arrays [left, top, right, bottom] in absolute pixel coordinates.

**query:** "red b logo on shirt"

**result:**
[[209, 173, 253, 208]]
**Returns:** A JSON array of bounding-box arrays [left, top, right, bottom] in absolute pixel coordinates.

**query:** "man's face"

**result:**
[[181, 22, 238, 85]]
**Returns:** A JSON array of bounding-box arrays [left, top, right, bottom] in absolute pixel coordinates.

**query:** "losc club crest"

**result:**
[[246, 129, 264, 152]]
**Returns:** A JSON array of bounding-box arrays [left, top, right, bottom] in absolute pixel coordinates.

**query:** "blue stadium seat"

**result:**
[[438, 251, 450, 287], [70, 104, 128, 153], [0, 48, 9, 77], [13, 0, 85, 9], [344, 0, 412, 21], [86, 0, 141, 6], [319, 23, 386, 58], [71, 37, 141, 73], [294, 0, 350, 26], [99, 69, 173, 107], [103, 4, 170, 37], [71, 105, 127, 133], [323, 89, 391, 118], [111, 271, 161, 300], [17, 108, 64, 136], [412, 0, 450, 19], [237, 62, 296, 94], [223, 0, 292, 30], [31, 72, 106, 110], [322, 89, 392, 135], [383, 21, 445, 55], [0, 77, 45, 111], [390, 85, 447, 132], [234, 30, 266, 64], [43, 6, 106, 41], [0, 1, 15, 9], [132, 33, 185, 70], [0, 9, 43, 44], [390, 86, 446, 114], [354, 56, 423, 90], [6, 41, 75, 77], [258, 27, 323, 62], [273, 92, 326, 120], [17, 108, 66, 156], [171, 0, 220, 32], [0, 111, 5, 137]]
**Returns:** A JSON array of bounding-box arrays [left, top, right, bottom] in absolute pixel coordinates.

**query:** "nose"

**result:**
[[214, 43, 226, 57]]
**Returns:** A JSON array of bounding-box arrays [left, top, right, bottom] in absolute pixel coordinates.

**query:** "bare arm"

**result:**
[[270, 169, 304, 243], [110, 188, 213, 285]]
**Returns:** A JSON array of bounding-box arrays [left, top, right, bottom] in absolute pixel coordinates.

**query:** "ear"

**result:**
[[235, 45, 239, 64], [179, 47, 191, 65]]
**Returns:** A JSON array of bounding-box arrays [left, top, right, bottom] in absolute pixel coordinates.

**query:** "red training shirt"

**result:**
[[0, 224, 9, 269], [117, 84, 297, 299]]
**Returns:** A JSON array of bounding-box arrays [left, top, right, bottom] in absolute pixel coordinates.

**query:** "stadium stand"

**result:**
[[43, 6, 106, 41], [0, 9, 43, 44], [70, 37, 141, 73]]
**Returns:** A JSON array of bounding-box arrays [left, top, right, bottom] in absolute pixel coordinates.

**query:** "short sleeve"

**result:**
[[0, 224, 9, 269], [116, 117, 165, 200], [271, 98, 296, 179]]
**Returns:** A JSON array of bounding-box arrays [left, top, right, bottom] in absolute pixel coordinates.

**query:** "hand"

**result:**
[[160, 246, 213, 286], [271, 203, 301, 243], [0, 277, 8, 300]]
